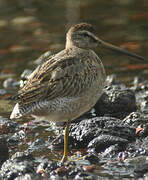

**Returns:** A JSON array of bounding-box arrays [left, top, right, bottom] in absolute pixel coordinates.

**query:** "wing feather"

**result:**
[[15, 54, 96, 105]]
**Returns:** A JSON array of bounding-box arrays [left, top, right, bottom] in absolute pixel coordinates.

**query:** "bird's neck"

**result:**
[[65, 36, 76, 49]]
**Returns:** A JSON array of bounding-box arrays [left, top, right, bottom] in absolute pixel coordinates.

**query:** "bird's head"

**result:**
[[66, 23, 98, 49], [66, 23, 146, 61]]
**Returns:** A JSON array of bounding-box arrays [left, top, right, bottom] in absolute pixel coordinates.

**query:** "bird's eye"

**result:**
[[82, 32, 89, 37], [77, 31, 89, 38]]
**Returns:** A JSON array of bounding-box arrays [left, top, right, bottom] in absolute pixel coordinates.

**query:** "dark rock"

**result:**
[[8, 129, 26, 147], [0, 136, 9, 166], [123, 112, 148, 127], [95, 85, 137, 119], [0, 152, 38, 180], [88, 134, 128, 153], [123, 112, 148, 137], [84, 154, 100, 165], [70, 117, 135, 149], [0, 116, 18, 134], [70, 117, 120, 147], [103, 124, 135, 141], [39, 160, 60, 175]]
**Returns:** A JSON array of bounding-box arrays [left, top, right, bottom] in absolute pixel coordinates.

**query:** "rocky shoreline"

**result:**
[[0, 73, 148, 179]]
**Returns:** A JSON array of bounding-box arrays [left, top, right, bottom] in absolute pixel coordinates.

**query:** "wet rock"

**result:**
[[116, 138, 147, 163], [0, 136, 9, 166], [123, 112, 148, 137], [14, 173, 41, 180], [139, 98, 148, 114], [70, 117, 119, 147], [3, 78, 19, 89], [8, 130, 26, 148], [27, 138, 46, 153], [74, 171, 96, 180], [37, 159, 97, 180], [70, 116, 135, 149], [95, 85, 136, 119], [50, 134, 77, 151], [125, 156, 148, 177], [82, 164, 95, 172], [75, 159, 90, 167], [84, 154, 100, 165], [88, 134, 128, 153], [138, 124, 148, 137], [34, 51, 52, 65], [36, 159, 49, 175], [123, 112, 148, 127], [0, 152, 39, 180], [105, 74, 125, 88], [20, 69, 32, 80], [55, 166, 68, 176], [132, 76, 148, 92], [37, 160, 62, 179], [102, 158, 136, 179], [0, 89, 7, 95], [131, 77, 148, 114], [0, 116, 18, 134], [19, 69, 32, 88], [100, 144, 121, 159]]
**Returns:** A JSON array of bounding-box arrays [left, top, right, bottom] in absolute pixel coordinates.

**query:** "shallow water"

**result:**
[[0, 0, 148, 178]]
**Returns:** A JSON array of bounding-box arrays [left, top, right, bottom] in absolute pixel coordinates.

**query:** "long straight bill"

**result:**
[[97, 38, 146, 61]]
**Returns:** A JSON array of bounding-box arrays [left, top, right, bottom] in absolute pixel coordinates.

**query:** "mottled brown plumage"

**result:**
[[10, 23, 106, 122], [10, 23, 146, 162]]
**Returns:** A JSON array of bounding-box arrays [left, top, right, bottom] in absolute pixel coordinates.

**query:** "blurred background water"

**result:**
[[0, 0, 148, 82]]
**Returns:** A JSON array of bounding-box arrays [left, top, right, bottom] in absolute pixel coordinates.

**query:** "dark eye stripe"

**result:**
[[82, 32, 89, 37]]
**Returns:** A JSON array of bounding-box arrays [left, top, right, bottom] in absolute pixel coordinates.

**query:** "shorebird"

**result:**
[[10, 23, 146, 162]]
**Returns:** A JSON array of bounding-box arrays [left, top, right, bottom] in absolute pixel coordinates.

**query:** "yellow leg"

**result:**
[[61, 119, 71, 163]]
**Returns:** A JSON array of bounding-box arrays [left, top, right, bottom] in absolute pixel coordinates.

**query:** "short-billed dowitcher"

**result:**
[[10, 23, 146, 162]]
